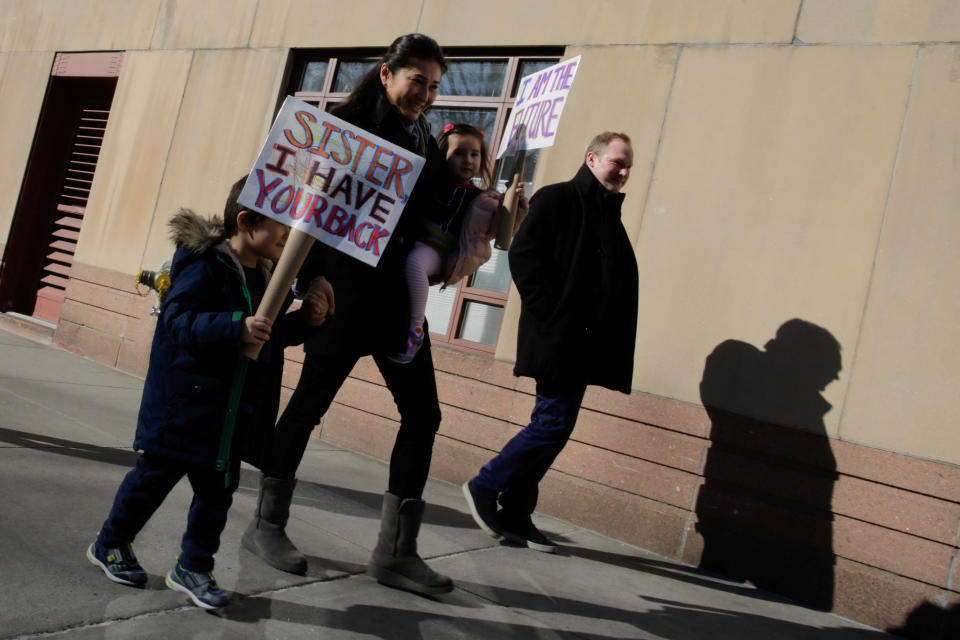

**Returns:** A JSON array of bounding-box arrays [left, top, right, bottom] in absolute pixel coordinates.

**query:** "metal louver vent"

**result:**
[[34, 108, 109, 317]]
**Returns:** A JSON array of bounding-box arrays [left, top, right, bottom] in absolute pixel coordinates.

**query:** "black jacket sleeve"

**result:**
[[508, 187, 564, 325]]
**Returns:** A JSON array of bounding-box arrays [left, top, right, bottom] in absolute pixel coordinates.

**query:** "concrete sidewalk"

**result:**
[[0, 326, 893, 639]]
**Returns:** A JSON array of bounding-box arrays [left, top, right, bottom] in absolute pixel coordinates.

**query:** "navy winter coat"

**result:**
[[134, 211, 312, 469], [508, 164, 639, 393]]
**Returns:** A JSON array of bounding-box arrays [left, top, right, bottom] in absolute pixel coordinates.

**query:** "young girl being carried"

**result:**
[[390, 122, 526, 363]]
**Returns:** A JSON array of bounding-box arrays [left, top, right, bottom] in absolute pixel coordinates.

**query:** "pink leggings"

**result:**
[[405, 241, 444, 331]]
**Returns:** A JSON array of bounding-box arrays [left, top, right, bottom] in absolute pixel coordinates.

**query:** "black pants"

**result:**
[[98, 453, 239, 572], [265, 340, 441, 499]]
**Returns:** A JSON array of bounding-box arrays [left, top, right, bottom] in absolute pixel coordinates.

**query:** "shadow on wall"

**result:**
[[695, 319, 842, 611], [888, 601, 960, 640]]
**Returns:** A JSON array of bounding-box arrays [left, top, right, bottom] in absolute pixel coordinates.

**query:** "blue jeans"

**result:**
[[472, 381, 586, 519], [98, 453, 239, 572]]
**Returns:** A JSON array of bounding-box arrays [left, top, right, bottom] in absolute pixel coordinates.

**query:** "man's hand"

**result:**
[[515, 182, 530, 229], [242, 315, 273, 345], [302, 276, 335, 326]]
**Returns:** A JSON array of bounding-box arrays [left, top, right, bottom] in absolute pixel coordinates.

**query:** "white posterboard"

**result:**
[[496, 56, 581, 158], [239, 96, 426, 267]]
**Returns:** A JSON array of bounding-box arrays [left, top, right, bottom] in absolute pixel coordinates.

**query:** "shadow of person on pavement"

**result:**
[[559, 544, 795, 605], [695, 319, 842, 611], [0, 426, 138, 467], [639, 596, 892, 639], [219, 588, 890, 639], [221, 596, 639, 639]]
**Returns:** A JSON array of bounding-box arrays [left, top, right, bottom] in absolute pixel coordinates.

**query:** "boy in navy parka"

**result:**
[[86, 176, 332, 609]]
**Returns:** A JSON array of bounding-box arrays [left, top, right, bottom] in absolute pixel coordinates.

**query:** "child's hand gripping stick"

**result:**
[[240, 228, 316, 360]]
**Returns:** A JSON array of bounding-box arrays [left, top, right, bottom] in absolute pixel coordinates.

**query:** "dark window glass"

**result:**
[[470, 245, 511, 293], [425, 107, 498, 142], [439, 60, 508, 97], [494, 144, 541, 195], [300, 61, 329, 92], [513, 60, 557, 96], [424, 282, 457, 334], [457, 301, 504, 346], [332, 61, 373, 93]]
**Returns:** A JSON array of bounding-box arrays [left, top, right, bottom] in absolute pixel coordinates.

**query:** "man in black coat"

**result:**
[[464, 132, 639, 552]]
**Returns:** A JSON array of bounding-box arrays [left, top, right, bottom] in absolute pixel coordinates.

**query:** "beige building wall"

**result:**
[[249, 0, 422, 47], [150, 0, 259, 50], [840, 45, 960, 462], [420, 0, 800, 45], [0, 51, 52, 247], [140, 48, 288, 270], [799, 0, 960, 43], [75, 50, 193, 274], [633, 44, 916, 438], [77, 46, 287, 272], [0, 0, 160, 51]]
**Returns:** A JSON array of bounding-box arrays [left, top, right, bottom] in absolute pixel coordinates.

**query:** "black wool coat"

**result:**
[[508, 164, 639, 393], [297, 90, 447, 357]]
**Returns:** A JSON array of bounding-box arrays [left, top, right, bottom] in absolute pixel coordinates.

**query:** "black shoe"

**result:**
[[462, 480, 502, 539], [502, 519, 558, 553]]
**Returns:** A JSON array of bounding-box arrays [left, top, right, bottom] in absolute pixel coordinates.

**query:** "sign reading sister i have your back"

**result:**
[[239, 96, 426, 267]]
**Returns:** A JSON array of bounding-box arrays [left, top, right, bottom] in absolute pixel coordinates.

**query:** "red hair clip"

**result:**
[[443, 123, 484, 138]]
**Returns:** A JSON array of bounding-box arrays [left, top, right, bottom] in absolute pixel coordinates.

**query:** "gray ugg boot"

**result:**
[[242, 476, 307, 575], [366, 492, 454, 595]]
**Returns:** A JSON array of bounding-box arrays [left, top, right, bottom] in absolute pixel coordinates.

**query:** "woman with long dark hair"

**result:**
[[242, 34, 453, 594]]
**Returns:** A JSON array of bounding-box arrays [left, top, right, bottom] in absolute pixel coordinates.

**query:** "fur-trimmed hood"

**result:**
[[168, 208, 225, 254], [167, 208, 273, 284]]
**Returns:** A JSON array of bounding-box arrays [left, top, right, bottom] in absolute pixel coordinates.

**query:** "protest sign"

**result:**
[[494, 123, 527, 250], [237, 96, 425, 359], [239, 96, 426, 267], [496, 56, 581, 158]]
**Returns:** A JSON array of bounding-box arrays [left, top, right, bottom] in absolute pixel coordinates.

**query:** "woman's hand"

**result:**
[[301, 276, 335, 326]]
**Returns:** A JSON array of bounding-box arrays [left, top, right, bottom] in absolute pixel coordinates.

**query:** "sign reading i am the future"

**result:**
[[239, 96, 426, 267], [496, 56, 581, 158]]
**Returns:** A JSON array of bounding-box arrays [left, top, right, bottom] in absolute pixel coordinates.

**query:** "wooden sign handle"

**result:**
[[494, 149, 527, 251], [240, 228, 316, 360]]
